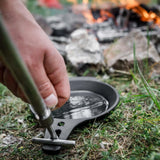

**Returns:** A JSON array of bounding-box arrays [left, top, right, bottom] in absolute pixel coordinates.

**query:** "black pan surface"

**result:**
[[42, 77, 119, 153]]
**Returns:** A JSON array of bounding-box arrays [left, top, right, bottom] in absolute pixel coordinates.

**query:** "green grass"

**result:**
[[0, 1, 160, 159], [133, 42, 160, 110], [0, 71, 160, 159]]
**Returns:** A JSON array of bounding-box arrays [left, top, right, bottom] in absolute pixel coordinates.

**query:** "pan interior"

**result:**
[[52, 90, 109, 119]]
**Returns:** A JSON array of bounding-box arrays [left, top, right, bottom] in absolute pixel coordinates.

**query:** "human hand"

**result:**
[[0, 0, 70, 109]]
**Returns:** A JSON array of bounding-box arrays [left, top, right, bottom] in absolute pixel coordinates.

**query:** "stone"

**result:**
[[50, 36, 70, 44], [48, 13, 85, 36], [0, 134, 23, 147], [34, 15, 52, 35], [65, 29, 104, 74], [46, 15, 63, 24], [70, 29, 100, 52], [150, 62, 160, 84], [100, 141, 113, 149], [50, 22, 70, 36], [53, 41, 67, 61], [104, 30, 160, 70], [97, 28, 158, 43], [97, 29, 128, 42], [154, 37, 160, 55]]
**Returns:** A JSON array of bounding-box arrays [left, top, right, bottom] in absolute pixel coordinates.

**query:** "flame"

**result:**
[[132, 6, 160, 26], [68, 0, 160, 27], [114, 0, 139, 9], [82, 9, 114, 24], [83, 0, 89, 4], [113, 0, 160, 26], [81, 0, 115, 24]]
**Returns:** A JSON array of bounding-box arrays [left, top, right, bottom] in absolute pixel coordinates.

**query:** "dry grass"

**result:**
[[0, 74, 160, 159]]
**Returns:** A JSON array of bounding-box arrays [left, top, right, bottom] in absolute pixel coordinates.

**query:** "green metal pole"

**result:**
[[0, 14, 56, 139]]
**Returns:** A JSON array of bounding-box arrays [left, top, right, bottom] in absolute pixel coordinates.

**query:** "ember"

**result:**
[[68, 0, 160, 29], [43, 0, 160, 74]]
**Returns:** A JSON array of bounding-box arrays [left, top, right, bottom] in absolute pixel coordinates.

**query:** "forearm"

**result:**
[[0, 0, 24, 16], [0, 0, 42, 43], [0, 0, 36, 26], [0, 0, 70, 108]]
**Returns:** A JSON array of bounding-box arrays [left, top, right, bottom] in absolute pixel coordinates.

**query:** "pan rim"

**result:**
[[53, 77, 120, 120]]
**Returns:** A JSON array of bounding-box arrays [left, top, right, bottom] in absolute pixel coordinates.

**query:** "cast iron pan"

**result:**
[[42, 77, 119, 153]]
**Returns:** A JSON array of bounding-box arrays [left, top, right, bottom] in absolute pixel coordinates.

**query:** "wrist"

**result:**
[[0, 0, 38, 29], [0, 0, 21, 11], [0, 0, 30, 21]]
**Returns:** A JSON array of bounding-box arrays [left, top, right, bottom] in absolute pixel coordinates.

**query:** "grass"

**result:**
[[0, 1, 160, 159], [133, 42, 160, 110], [0, 68, 160, 159]]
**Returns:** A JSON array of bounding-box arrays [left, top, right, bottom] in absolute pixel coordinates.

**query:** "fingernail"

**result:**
[[44, 94, 58, 109]]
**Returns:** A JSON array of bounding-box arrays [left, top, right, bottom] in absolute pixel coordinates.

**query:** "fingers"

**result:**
[[3, 68, 17, 95], [0, 46, 69, 109], [44, 46, 70, 108], [0, 64, 28, 102], [27, 59, 58, 109], [0, 60, 58, 109], [0, 61, 5, 82], [0, 44, 70, 109], [0, 62, 18, 96]]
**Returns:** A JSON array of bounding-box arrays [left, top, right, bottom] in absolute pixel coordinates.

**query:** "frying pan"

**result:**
[[42, 77, 119, 153]]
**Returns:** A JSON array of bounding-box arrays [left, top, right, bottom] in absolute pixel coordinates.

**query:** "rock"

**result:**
[[100, 141, 113, 149], [71, 29, 100, 52], [47, 16, 62, 24], [0, 134, 6, 139], [65, 29, 104, 75], [63, 13, 85, 31], [97, 28, 158, 43], [0, 134, 23, 147], [150, 62, 160, 84], [155, 37, 160, 55], [53, 41, 67, 61], [15, 117, 27, 128], [34, 15, 52, 35], [50, 22, 70, 36], [104, 30, 160, 70], [50, 36, 70, 44], [97, 29, 128, 42], [47, 13, 85, 36]]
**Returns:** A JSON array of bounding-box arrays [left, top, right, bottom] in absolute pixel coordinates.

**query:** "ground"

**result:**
[[0, 70, 160, 159]]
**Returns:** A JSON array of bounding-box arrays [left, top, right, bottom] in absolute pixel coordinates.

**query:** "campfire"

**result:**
[[68, 0, 160, 30], [40, 0, 160, 75]]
